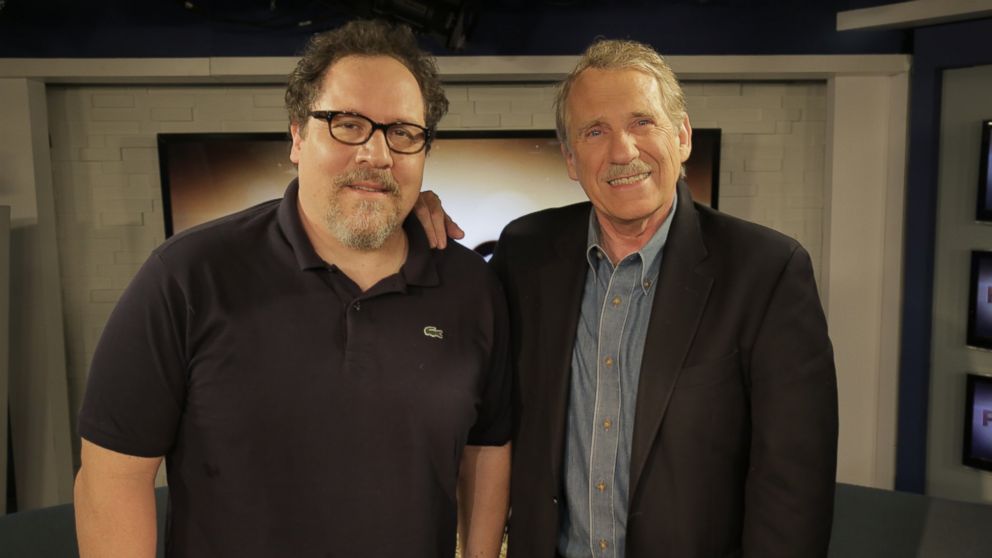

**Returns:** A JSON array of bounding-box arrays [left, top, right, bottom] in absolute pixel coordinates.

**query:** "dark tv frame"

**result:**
[[963, 372, 992, 472], [157, 132, 291, 238], [157, 128, 721, 239], [685, 127, 721, 211], [967, 250, 992, 349], [976, 120, 992, 222]]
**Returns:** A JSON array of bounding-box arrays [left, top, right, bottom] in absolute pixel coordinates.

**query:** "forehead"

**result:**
[[566, 67, 664, 123], [317, 55, 425, 123]]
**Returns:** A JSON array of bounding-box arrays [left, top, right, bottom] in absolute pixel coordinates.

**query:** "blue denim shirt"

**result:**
[[558, 193, 677, 558]]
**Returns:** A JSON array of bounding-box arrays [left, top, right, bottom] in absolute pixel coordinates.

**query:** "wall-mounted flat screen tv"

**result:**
[[157, 133, 297, 237], [967, 250, 992, 349], [963, 373, 992, 472], [157, 129, 721, 254], [975, 120, 992, 221]]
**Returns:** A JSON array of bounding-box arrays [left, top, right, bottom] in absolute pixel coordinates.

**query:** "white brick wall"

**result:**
[[48, 80, 826, 465]]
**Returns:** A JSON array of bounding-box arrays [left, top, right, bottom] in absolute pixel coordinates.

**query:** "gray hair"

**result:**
[[554, 38, 686, 151]]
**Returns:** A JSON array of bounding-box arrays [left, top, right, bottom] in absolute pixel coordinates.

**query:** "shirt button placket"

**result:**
[[589, 268, 627, 558]]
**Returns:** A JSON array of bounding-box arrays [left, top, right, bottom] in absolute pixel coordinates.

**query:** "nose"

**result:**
[[356, 129, 393, 168], [608, 130, 638, 164]]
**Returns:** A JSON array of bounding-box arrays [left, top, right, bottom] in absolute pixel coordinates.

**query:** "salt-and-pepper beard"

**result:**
[[325, 167, 403, 251]]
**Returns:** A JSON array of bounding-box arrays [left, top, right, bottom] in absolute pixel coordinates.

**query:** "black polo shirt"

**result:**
[[79, 179, 511, 558]]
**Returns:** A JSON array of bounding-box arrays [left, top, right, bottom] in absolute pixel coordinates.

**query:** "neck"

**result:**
[[298, 201, 409, 292], [595, 203, 671, 264]]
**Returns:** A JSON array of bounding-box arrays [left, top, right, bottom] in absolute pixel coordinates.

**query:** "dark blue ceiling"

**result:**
[[0, 0, 909, 57]]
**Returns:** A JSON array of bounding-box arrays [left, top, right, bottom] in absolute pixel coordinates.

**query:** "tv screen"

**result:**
[[158, 129, 722, 253], [977, 121, 992, 222], [963, 373, 992, 472], [685, 128, 720, 209], [157, 133, 297, 237], [967, 251, 992, 349]]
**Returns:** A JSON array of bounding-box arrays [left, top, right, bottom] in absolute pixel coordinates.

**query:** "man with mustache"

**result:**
[[420, 38, 838, 557], [74, 20, 511, 558]]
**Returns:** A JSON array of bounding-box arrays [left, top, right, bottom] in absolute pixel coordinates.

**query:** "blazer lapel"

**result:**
[[538, 208, 590, 494], [629, 182, 713, 499]]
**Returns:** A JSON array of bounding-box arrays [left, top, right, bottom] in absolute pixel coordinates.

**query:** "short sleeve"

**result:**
[[78, 252, 189, 457], [465, 275, 512, 446]]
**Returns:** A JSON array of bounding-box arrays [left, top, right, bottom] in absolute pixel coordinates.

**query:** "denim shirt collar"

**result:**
[[585, 189, 678, 295]]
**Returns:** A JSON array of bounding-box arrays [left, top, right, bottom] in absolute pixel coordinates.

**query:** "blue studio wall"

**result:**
[[897, 16, 992, 494]]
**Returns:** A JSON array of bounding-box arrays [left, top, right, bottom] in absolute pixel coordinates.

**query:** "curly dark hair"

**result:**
[[285, 19, 449, 143]]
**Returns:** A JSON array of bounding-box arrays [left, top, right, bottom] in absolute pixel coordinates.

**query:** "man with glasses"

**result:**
[[74, 20, 511, 558]]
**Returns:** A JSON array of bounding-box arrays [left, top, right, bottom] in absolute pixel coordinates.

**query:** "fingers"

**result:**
[[415, 189, 457, 249], [444, 214, 465, 240], [426, 191, 450, 250], [414, 191, 441, 248]]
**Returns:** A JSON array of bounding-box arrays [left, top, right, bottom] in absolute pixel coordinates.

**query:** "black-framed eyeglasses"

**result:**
[[309, 110, 432, 154]]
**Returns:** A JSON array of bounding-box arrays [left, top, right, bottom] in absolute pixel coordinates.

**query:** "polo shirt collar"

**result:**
[[277, 178, 439, 287], [278, 178, 326, 270], [398, 214, 439, 288], [585, 188, 678, 295]]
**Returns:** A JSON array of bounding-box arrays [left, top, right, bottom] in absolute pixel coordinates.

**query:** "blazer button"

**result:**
[[552, 497, 558, 505]]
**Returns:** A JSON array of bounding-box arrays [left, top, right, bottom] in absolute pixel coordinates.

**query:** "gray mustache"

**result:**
[[605, 161, 651, 181]]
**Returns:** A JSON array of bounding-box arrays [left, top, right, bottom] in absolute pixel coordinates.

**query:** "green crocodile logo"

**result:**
[[423, 326, 444, 340]]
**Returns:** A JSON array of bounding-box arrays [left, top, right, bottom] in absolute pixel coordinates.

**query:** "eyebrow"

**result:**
[[576, 118, 607, 136], [575, 110, 660, 134], [339, 109, 425, 126]]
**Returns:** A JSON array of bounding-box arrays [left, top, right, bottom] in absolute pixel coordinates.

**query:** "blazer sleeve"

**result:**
[[742, 244, 839, 557]]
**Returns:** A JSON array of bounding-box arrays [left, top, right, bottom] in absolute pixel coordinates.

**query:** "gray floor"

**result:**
[[2, 483, 992, 557]]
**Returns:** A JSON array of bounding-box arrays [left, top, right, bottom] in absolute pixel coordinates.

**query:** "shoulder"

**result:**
[[105, 199, 285, 343], [501, 202, 591, 240], [690, 202, 810, 279], [496, 202, 591, 262], [431, 241, 508, 325], [433, 240, 502, 287], [695, 202, 802, 256], [152, 198, 282, 270]]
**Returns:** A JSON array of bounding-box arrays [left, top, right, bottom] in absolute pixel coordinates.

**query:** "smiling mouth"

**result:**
[[607, 172, 651, 186]]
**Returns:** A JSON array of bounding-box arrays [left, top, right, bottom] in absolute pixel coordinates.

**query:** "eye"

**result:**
[[635, 118, 654, 127], [333, 120, 363, 131], [584, 128, 603, 138], [331, 114, 368, 131]]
